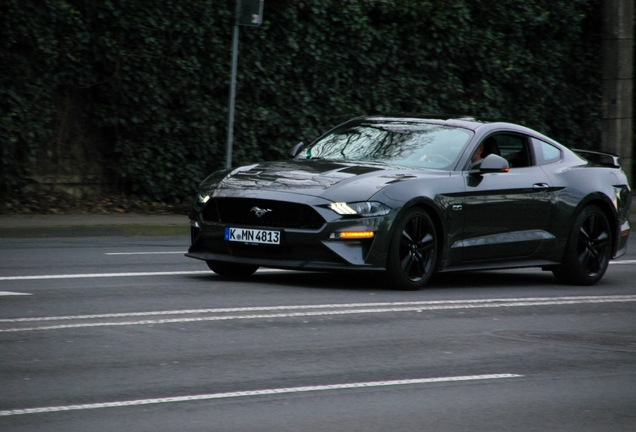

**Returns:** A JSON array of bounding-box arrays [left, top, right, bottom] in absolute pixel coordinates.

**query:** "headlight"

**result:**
[[329, 201, 391, 217], [197, 193, 210, 204], [613, 185, 630, 209]]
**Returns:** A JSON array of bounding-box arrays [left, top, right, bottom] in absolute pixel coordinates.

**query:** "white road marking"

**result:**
[[609, 260, 636, 265], [0, 292, 32, 296], [0, 373, 522, 416], [0, 268, 285, 281], [105, 251, 187, 255], [0, 271, 210, 281], [1, 295, 633, 323], [1, 260, 634, 281], [1, 295, 634, 332]]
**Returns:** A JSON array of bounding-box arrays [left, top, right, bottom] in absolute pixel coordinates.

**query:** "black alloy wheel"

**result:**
[[206, 260, 259, 278], [385, 208, 438, 290], [553, 205, 611, 285]]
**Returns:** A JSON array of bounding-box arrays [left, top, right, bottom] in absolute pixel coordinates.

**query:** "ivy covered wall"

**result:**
[[1, 0, 602, 200]]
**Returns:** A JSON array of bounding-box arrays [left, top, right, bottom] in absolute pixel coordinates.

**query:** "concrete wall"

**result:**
[[602, 0, 634, 184]]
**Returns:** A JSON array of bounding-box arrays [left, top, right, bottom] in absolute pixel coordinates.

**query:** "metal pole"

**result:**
[[226, 2, 240, 169]]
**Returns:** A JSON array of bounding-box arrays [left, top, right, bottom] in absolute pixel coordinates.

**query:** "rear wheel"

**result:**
[[552, 205, 611, 285], [206, 260, 258, 278], [384, 208, 438, 290]]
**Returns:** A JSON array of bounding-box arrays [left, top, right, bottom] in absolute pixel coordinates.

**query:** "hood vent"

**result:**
[[338, 166, 384, 175]]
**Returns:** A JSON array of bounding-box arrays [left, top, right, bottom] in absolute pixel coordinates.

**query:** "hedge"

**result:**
[[1, 0, 602, 200]]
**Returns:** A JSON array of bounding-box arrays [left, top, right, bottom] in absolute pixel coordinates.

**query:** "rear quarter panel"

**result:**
[[540, 159, 630, 257]]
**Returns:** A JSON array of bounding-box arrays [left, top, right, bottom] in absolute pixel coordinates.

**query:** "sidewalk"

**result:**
[[0, 214, 189, 238]]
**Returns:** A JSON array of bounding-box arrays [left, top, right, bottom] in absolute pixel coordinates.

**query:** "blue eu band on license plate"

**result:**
[[224, 227, 281, 245]]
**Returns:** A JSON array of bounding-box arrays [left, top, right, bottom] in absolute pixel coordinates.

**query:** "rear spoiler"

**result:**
[[571, 149, 621, 168]]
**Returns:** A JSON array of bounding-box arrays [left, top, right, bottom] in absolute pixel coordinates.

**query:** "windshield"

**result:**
[[301, 121, 474, 170]]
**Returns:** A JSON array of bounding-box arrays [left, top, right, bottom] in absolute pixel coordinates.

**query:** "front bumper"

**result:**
[[186, 205, 395, 272]]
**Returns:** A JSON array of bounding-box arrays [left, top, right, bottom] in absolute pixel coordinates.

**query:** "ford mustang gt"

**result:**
[[186, 115, 631, 290]]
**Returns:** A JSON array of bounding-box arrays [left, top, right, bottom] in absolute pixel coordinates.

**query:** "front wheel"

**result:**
[[384, 208, 438, 290], [552, 205, 611, 285], [206, 261, 258, 278]]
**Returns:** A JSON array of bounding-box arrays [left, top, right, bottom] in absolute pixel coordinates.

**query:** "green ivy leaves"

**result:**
[[1, 0, 602, 200]]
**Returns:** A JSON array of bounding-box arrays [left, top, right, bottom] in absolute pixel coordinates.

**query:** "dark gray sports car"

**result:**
[[186, 115, 632, 290]]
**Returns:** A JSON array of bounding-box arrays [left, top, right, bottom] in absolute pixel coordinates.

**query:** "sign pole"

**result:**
[[226, 0, 264, 169], [226, 2, 241, 169]]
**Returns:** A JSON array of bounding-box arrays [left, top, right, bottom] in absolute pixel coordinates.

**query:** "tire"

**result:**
[[552, 205, 611, 285], [206, 260, 258, 278], [384, 208, 438, 290]]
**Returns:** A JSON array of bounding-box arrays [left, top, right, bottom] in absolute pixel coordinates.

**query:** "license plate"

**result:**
[[224, 227, 281, 245]]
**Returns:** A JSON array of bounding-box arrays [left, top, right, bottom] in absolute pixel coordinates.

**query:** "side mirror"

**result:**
[[288, 141, 305, 158], [471, 154, 510, 174]]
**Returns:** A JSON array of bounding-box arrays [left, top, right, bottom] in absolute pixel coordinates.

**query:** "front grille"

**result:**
[[202, 198, 325, 229]]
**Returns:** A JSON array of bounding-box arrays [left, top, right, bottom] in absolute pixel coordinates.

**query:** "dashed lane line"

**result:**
[[0, 373, 522, 416]]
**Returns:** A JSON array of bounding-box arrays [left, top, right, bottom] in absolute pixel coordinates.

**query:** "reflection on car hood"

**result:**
[[199, 160, 448, 201]]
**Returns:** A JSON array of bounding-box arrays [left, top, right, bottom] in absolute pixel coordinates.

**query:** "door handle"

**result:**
[[533, 183, 550, 190]]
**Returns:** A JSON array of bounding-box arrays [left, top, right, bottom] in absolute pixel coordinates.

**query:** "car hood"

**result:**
[[199, 159, 448, 202]]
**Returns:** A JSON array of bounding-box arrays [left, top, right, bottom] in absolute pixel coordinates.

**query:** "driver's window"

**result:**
[[466, 134, 533, 170], [496, 135, 532, 168], [466, 135, 500, 170], [466, 135, 502, 170]]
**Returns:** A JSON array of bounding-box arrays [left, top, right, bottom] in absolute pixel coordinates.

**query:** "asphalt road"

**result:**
[[1, 232, 635, 431]]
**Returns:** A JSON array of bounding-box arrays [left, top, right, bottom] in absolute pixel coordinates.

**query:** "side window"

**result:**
[[532, 138, 561, 165], [466, 134, 533, 170], [488, 134, 532, 168]]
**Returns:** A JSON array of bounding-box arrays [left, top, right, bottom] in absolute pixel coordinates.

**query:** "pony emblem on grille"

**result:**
[[250, 207, 272, 218]]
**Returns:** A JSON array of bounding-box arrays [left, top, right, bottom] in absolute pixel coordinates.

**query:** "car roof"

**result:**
[[357, 114, 560, 140], [358, 114, 495, 131]]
